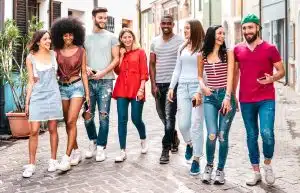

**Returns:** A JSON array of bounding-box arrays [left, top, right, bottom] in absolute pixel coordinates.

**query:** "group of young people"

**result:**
[[23, 6, 285, 187]]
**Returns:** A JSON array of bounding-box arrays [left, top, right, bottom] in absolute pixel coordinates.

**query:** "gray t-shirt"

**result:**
[[85, 30, 118, 79], [150, 34, 184, 83]]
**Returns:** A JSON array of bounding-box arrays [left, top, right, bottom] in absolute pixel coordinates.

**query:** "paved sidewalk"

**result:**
[[0, 83, 300, 193]]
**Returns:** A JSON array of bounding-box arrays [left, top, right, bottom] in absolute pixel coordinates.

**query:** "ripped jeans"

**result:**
[[240, 100, 275, 165], [204, 88, 236, 169], [84, 79, 113, 147]]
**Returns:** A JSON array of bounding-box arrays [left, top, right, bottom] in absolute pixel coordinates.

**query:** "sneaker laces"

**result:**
[[205, 166, 213, 174], [216, 170, 224, 177], [265, 166, 273, 176]]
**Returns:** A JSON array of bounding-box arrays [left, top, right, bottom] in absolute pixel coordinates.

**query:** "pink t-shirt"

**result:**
[[234, 41, 281, 103]]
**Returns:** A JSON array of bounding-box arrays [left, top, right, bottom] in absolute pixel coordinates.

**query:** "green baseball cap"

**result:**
[[241, 14, 260, 25]]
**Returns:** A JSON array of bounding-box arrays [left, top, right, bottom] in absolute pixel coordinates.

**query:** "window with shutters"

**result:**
[[49, 0, 61, 27], [106, 16, 115, 33], [0, 0, 4, 30], [28, 0, 39, 21], [14, 0, 39, 66]]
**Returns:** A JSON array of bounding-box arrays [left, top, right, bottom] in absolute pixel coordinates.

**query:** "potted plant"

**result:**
[[0, 17, 43, 137]]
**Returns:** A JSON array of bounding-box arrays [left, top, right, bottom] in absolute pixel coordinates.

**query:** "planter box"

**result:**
[[5, 112, 30, 138]]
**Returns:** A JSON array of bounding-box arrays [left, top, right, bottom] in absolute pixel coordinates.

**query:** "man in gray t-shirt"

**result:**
[[84, 7, 119, 162], [149, 14, 184, 164]]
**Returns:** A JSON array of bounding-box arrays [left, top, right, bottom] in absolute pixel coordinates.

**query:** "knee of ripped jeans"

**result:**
[[99, 111, 109, 120], [208, 133, 217, 141]]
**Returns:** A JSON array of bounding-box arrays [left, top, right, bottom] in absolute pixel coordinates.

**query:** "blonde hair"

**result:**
[[118, 28, 140, 50]]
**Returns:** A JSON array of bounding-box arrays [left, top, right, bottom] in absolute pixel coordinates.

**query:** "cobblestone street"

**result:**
[[0, 83, 300, 193]]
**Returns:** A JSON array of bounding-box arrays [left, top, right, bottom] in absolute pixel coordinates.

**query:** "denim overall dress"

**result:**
[[28, 51, 63, 121]]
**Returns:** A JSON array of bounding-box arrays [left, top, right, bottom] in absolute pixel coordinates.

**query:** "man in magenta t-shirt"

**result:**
[[234, 14, 285, 186]]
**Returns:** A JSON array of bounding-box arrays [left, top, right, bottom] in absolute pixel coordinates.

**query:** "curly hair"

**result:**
[[50, 17, 85, 49]]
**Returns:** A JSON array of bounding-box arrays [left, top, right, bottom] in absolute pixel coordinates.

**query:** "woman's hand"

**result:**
[[25, 104, 29, 116], [120, 48, 126, 57], [136, 89, 144, 101], [192, 93, 202, 107], [85, 95, 91, 108], [221, 97, 232, 115], [202, 86, 213, 96], [167, 88, 174, 102]]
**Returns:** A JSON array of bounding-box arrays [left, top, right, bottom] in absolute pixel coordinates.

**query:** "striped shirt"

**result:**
[[203, 57, 228, 89], [150, 35, 184, 83]]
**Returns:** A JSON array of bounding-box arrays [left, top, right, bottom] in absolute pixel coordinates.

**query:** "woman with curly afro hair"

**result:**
[[50, 17, 90, 171]]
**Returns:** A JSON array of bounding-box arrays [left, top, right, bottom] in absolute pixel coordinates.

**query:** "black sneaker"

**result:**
[[171, 135, 180, 154], [159, 148, 170, 164]]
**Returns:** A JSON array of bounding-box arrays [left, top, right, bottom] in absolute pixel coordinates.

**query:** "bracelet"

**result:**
[[139, 88, 144, 92], [225, 93, 231, 100]]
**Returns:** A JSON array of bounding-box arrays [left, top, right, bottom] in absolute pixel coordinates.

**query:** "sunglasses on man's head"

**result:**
[[161, 22, 172, 25]]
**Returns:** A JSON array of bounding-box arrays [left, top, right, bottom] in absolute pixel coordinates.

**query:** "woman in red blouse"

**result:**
[[112, 28, 149, 162]]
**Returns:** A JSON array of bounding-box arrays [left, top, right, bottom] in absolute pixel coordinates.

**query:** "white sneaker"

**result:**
[[22, 164, 36, 178], [85, 141, 96, 159], [141, 139, 148, 154], [95, 146, 106, 162], [264, 164, 275, 185], [214, 170, 225, 185], [246, 171, 262, 186], [48, 159, 58, 172], [70, 149, 82, 166], [115, 150, 127, 163], [57, 155, 71, 172], [202, 165, 213, 183]]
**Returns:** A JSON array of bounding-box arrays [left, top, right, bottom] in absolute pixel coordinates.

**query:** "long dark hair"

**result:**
[[28, 30, 50, 53], [50, 17, 85, 49], [180, 19, 205, 55], [201, 25, 227, 62]]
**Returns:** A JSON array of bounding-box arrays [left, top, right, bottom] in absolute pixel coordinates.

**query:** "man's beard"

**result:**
[[95, 22, 106, 29], [245, 32, 258, 44], [162, 28, 172, 35]]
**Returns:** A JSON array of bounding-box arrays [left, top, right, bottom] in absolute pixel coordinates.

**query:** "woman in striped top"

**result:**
[[198, 25, 237, 184]]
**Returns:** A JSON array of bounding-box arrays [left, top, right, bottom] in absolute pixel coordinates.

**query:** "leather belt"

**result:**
[[58, 78, 81, 87]]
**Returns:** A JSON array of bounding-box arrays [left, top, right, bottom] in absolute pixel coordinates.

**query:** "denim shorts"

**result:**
[[59, 80, 85, 100]]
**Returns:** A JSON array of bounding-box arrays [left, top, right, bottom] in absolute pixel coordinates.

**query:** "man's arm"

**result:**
[[92, 45, 119, 80], [149, 52, 158, 97], [272, 61, 285, 81], [233, 62, 240, 95], [104, 45, 120, 73]]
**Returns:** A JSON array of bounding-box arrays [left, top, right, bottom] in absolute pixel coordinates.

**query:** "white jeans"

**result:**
[[176, 82, 204, 157]]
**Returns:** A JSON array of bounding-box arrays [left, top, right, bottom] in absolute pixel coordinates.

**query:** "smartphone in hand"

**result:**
[[257, 76, 266, 81], [192, 98, 196, 107], [84, 100, 89, 111]]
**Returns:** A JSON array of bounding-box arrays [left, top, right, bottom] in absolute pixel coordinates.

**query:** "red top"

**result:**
[[234, 41, 281, 103], [112, 48, 148, 100], [56, 47, 84, 81]]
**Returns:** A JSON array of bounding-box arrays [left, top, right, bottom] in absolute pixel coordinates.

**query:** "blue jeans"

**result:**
[[177, 82, 204, 157], [84, 79, 113, 146], [59, 80, 85, 100], [240, 100, 275, 165], [117, 98, 146, 149], [204, 88, 236, 169]]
